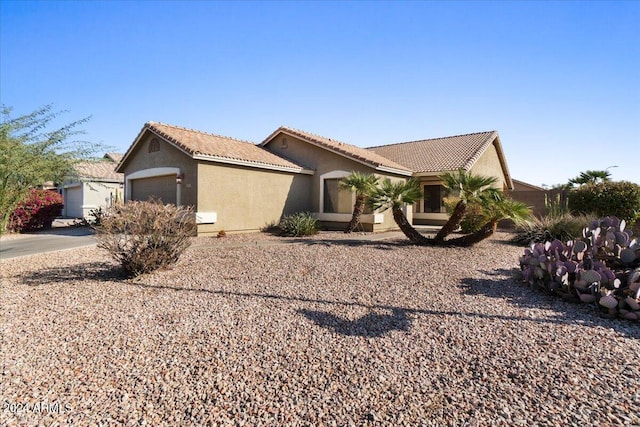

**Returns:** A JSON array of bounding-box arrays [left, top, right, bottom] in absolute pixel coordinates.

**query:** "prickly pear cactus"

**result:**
[[519, 216, 640, 321]]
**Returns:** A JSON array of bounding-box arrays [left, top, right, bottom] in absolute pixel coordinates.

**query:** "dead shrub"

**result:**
[[96, 199, 196, 277]]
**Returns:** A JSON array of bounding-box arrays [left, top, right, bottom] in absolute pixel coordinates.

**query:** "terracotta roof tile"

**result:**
[[146, 122, 308, 171], [367, 131, 498, 173], [104, 152, 123, 163], [74, 160, 123, 182], [263, 126, 412, 175]]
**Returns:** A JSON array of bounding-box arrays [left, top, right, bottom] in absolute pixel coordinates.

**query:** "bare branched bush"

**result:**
[[96, 199, 196, 277]]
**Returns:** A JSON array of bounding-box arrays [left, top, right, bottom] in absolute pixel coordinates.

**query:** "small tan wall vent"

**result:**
[[149, 138, 160, 153]]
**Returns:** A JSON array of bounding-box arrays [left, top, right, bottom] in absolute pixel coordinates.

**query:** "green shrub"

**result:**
[[278, 212, 318, 237], [443, 196, 484, 233], [512, 213, 596, 244], [260, 220, 280, 234], [95, 199, 196, 277], [459, 202, 485, 233], [568, 181, 640, 225], [8, 189, 63, 232], [544, 193, 570, 218]]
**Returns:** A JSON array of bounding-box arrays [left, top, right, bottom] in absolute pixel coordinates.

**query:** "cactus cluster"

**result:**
[[519, 216, 640, 321]]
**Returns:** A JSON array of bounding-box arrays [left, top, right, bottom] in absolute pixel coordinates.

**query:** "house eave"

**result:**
[[192, 154, 315, 175], [264, 129, 412, 177], [376, 165, 414, 177], [75, 178, 123, 184]]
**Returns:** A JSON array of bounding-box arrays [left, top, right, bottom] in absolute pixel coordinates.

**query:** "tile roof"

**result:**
[[512, 179, 545, 191], [73, 160, 123, 182], [104, 152, 123, 163], [367, 131, 499, 173], [140, 122, 310, 173], [262, 126, 412, 175]]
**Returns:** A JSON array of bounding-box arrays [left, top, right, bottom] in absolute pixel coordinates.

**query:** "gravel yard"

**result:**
[[1, 232, 639, 426]]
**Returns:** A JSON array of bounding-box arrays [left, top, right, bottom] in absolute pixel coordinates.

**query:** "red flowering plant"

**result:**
[[8, 189, 64, 232]]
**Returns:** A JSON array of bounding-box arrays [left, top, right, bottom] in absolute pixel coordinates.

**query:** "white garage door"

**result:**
[[65, 186, 83, 218], [130, 175, 177, 204]]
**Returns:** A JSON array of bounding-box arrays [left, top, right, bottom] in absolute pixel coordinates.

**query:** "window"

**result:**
[[323, 178, 353, 214], [423, 185, 444, 213], [148, 138, 160, 153]]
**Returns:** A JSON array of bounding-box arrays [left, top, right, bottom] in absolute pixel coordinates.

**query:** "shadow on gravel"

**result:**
[[19, 261, 126, 285], [274, 238, 412, 249], [17, 261, 639, 339], [460, 268, 640, 339], [297, 308, 411, 337], [124, 280, 639, 339]]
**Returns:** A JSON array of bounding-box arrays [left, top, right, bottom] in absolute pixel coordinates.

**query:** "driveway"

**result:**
[[0, 226, 97, 260]]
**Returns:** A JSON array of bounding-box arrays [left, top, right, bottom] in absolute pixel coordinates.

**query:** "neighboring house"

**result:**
[[509, 179, 564, 218], [116, 122, 513, 235], [60, 153, 124, 219]]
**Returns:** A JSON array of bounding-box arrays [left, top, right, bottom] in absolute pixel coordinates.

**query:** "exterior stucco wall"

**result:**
[[265, 134, 407, 231], [196, 162, 312, 235], [61, 181, 122, 219], [82, 181, 122, 216], [372, 174, 410, 232], [119, 133, 197, 207], [468, 143, 506, 190]]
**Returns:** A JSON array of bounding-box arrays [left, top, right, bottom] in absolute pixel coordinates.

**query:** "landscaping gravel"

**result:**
[[1, 232, 639, 426]]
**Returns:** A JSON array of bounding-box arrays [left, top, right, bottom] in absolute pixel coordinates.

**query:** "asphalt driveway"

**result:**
[[0, 226, 96, 260]]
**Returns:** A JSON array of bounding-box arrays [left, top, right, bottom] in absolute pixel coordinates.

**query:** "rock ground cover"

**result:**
[[1, 232, 639, 426]]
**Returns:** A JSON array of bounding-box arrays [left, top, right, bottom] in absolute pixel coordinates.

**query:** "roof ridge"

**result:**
[[146, 121, 257, 146], [280, 125, 351, 146], [367, 130, 497, 149], [275, 126, 412, 173]]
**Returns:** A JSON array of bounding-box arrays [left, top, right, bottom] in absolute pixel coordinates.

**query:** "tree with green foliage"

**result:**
[[568, 180, 640, 224], [446, 196, 530, 246], [368, 178, 428, 244], [0, 105, 93, 234], [434, 170, 501, 243], [568, 169, 612, 186], [339, 171, 378, 233], [369, 172, 531, 247]]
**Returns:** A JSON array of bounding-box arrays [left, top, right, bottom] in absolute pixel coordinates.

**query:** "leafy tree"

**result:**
[[369, 172, 531, 247], [446, 196, 530, 246], [568, 169, 612, 186], [434, 170, 501, 243], [0, 105, 93, 234], [339, 171, 378, 233], [368, 178, 429, 244], [568, 180, 640, 224]]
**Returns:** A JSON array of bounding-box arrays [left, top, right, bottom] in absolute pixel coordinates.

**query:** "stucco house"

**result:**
[[115, 122, 513, 235], [60, 153, 124, 219], [368, 131, 513, 225], [508, 179, 565, 218]]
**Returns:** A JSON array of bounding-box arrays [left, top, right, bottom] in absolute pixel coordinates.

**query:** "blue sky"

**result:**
[[1, 1, 638, 186]]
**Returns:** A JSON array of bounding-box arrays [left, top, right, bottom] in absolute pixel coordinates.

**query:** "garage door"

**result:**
[[130, 175, 177, 204], [65, 186, 83, 218]]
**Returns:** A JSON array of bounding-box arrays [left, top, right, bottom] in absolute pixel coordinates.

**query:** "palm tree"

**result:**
[[368, 178, 429, 244], [434, 170, 500, 243], [568, 170, 612, 186], [446, 196, 531, 246], [339, 172, 378, 233]]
